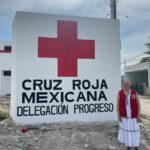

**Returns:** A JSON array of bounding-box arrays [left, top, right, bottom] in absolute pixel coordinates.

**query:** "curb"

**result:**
[[139, 95, 150, 99]]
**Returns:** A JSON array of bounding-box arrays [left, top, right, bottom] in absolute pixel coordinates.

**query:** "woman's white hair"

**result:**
[[123, 79, 131, 84]]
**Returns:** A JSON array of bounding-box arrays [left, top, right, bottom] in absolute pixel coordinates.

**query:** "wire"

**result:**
[[104, 0, 119, 7], [105, 13, 110, 18], [118, 10, 150, 23], [92, 0, 102, 17], [120, 52, 148, 65], [126, 53, 144, 62], [80, 0, 88, 16], [86, 0, 96, 17], [103, 0, 119, 19], [103, 1, 150, 23]]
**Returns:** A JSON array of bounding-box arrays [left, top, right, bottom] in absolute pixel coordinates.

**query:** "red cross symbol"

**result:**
[[38, 20, 95, 77]]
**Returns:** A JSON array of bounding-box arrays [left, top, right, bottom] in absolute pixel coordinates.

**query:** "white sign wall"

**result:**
[[11, 11, 121, 124]]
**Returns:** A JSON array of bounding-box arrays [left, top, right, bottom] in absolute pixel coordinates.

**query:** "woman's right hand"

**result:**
[[118, 114, 122, 122]]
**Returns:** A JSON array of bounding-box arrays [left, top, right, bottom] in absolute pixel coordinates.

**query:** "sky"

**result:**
[[0, 0, 150, 65]]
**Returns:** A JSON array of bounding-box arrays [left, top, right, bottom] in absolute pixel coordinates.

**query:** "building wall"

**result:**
[[125, 62, 150, 88], [0, 41, 12, 50], [125, 70, 148, 86], [144, 87, 150, 96], [148, 62, 150, 87], [11, 12, 121, 124], [0, 41, 12, 96], [1, 71, 11, 95]]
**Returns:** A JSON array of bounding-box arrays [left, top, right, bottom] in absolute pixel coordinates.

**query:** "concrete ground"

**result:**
[[0, 96, 150, 150], [139, 96, 150, 115]]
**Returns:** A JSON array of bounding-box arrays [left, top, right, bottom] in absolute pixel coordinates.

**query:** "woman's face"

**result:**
[[123, 80, 130, 90]]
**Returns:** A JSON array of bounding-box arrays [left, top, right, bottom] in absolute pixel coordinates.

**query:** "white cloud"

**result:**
[[0, 0, 150, 61], [117, 0, 150, 61]]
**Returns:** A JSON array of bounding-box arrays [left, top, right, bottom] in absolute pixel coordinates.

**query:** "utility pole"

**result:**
[[110, 0, 117, 19]]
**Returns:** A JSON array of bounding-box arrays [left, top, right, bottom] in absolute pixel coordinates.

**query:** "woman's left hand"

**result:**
[[137, 115, 141, 123]]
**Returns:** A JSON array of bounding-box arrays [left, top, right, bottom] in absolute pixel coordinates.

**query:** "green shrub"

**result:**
[[0, 111, 9, 121]]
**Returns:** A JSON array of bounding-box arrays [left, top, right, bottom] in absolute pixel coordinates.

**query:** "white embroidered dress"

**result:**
[[118, 91, 140, 147]]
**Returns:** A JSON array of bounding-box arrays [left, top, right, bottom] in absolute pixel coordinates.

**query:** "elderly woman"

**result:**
[[117, 80, 141, 150]]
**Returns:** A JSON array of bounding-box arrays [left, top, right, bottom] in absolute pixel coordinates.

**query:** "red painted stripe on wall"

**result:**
[[0, 50, 11, 53]]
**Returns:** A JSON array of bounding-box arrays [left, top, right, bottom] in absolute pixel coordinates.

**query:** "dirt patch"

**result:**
[[0, 96, 10, 113], [0, 97, 150, 150]]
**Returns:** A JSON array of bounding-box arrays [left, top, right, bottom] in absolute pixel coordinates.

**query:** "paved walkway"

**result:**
[[139, 96, 150, 115]]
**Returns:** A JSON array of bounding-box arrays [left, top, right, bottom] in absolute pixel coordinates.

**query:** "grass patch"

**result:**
[[0, 111, 9, 121]]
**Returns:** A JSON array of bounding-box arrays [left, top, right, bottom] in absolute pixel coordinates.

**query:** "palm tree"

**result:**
[[140, 57, 150, 63], [140, 43, 150, 63], [145, 43, 150, 54]]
